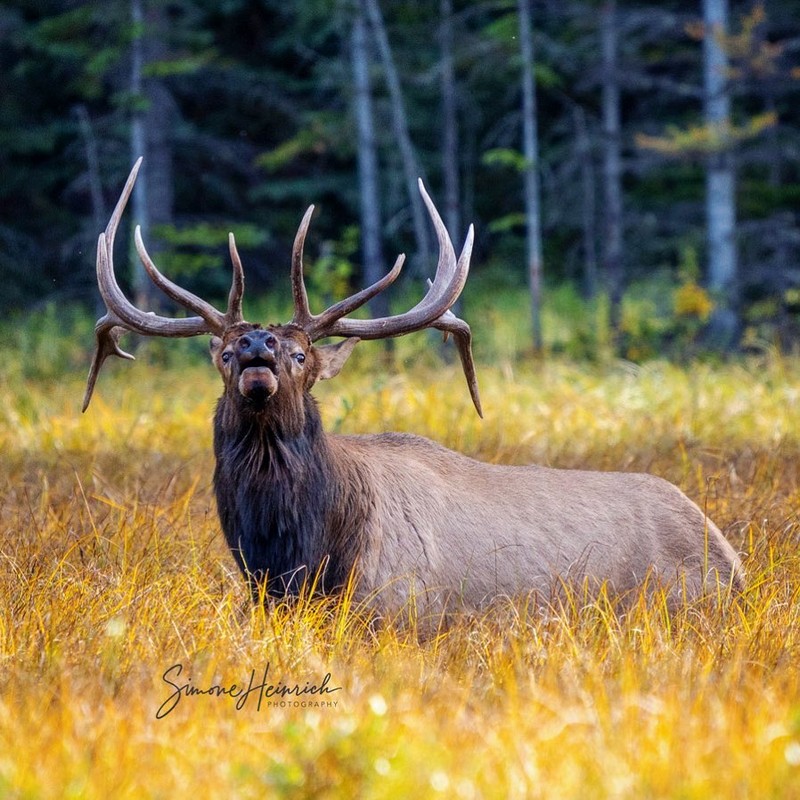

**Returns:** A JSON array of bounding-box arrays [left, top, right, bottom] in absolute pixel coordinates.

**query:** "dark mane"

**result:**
[[213, 392, 368, 599]]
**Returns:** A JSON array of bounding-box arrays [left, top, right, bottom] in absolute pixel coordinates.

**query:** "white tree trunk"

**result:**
[[130, 0, 150, 309], [74, 103, 107, 315], [572, 103, 598, 299], [440, 0, 460, 241], [703, 0, 738, 326], [363, 0, 432, 275], [601, 0, 623, 346], [517, 0, 544, 353], [352, 1, 389, 319], [130, 0, 174, 311]]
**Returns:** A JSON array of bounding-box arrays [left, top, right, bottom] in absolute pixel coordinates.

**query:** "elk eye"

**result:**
[[293, 353, 306, 365], [222, 352, 233, 363]]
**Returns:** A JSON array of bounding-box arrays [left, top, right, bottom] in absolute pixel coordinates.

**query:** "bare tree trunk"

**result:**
[[74, 104, 107, 235], [462, 108, 477, 245], [572, 103, 598, 299], [517, 0, 544, 353], [439, 0, 463, 334], [130, 0, 175, 310], [600, 0, 624, 350], [765, 91, 780, 188], [352, 0, 389, 320], [130, 0, 150, 308], [362, 0, 432, 275], [440, 0, 460, 241], [703, 0, 738, 347], [74, 103, 107, 315]]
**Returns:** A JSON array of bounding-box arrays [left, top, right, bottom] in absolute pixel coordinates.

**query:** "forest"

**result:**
[[3, 0, 800, 357]]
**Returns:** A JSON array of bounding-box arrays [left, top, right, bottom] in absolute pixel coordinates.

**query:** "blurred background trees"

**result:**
[[2, 0, 800, 358]]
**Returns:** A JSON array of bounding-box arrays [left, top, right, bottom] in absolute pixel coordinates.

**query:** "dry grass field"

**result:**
[[1, 350, 799, 798]]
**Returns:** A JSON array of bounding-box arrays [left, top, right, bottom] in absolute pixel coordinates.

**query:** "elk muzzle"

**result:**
[[237, 330, 279, 402]]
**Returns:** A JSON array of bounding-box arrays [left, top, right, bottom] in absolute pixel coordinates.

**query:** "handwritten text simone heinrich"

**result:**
[[156, 663, 342, 719]]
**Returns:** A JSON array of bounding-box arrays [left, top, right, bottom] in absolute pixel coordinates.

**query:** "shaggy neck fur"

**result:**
[[213, 390, 367, 599]]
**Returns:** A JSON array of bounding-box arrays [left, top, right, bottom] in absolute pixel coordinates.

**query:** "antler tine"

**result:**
[[288, 202, 406, 338], [95, 228, 210, 336], [413, 178, 460, 310], [227, 233, 245, 326], [321, 208, 472, 342], [82, 239, 138, 413], [304, 254, 405, 339], [427, 239, 483, 417], [427, 226, 481, 416], [433, 312, 482, 418], [84, 160, 235, 411], [135, 225, 227, 332], [286, 182, 480, 414], [291, 205, 315, 328], [105, 157, 141, 253], [299, 181, 470, 346], [82, 319, 135, 413], [94, 160, 216, 336], [310, 178, 458, 336]]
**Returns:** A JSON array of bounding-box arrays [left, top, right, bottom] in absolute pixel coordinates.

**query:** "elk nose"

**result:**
[[238, 330, 277, 359]]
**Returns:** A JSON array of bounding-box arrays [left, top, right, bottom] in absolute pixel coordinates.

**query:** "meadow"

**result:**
[[1, 322, 799, 797]]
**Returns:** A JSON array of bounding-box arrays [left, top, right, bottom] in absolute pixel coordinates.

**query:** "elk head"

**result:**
[[82, 159, 482, 420]]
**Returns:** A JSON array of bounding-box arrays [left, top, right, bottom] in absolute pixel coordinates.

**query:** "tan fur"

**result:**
[[205, 323, 745, 617], [326, 433, 744, 615]]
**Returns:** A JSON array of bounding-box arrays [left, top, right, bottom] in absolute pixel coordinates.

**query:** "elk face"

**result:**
[[210, 322, 359, 411]]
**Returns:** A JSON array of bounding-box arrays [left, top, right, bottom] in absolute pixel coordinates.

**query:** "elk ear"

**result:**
[[315, 338, 360, 381], [209, 337, 227, 372]]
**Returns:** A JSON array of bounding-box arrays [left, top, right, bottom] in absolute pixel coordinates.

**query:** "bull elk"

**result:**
[[83, 160, 743, 619]]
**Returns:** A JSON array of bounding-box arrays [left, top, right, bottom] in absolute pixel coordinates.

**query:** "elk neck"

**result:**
[[213, 388, 330, 475], [212, 389, 367, 595]]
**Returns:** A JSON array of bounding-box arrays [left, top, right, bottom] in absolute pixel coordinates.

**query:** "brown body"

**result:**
[[84, 161, 744, 620], [209, 322, 743, 614], [325, 435, 741, 609]]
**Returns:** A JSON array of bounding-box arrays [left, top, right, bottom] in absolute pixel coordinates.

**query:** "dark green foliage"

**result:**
[[2, 0, 800, 352]]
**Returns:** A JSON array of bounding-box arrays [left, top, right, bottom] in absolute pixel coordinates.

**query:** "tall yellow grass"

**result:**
[[1, 353, 799, 798]]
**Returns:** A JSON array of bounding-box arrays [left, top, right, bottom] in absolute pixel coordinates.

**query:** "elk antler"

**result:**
[[82, 158, 246, 411], [290, 180, 482, 416]]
